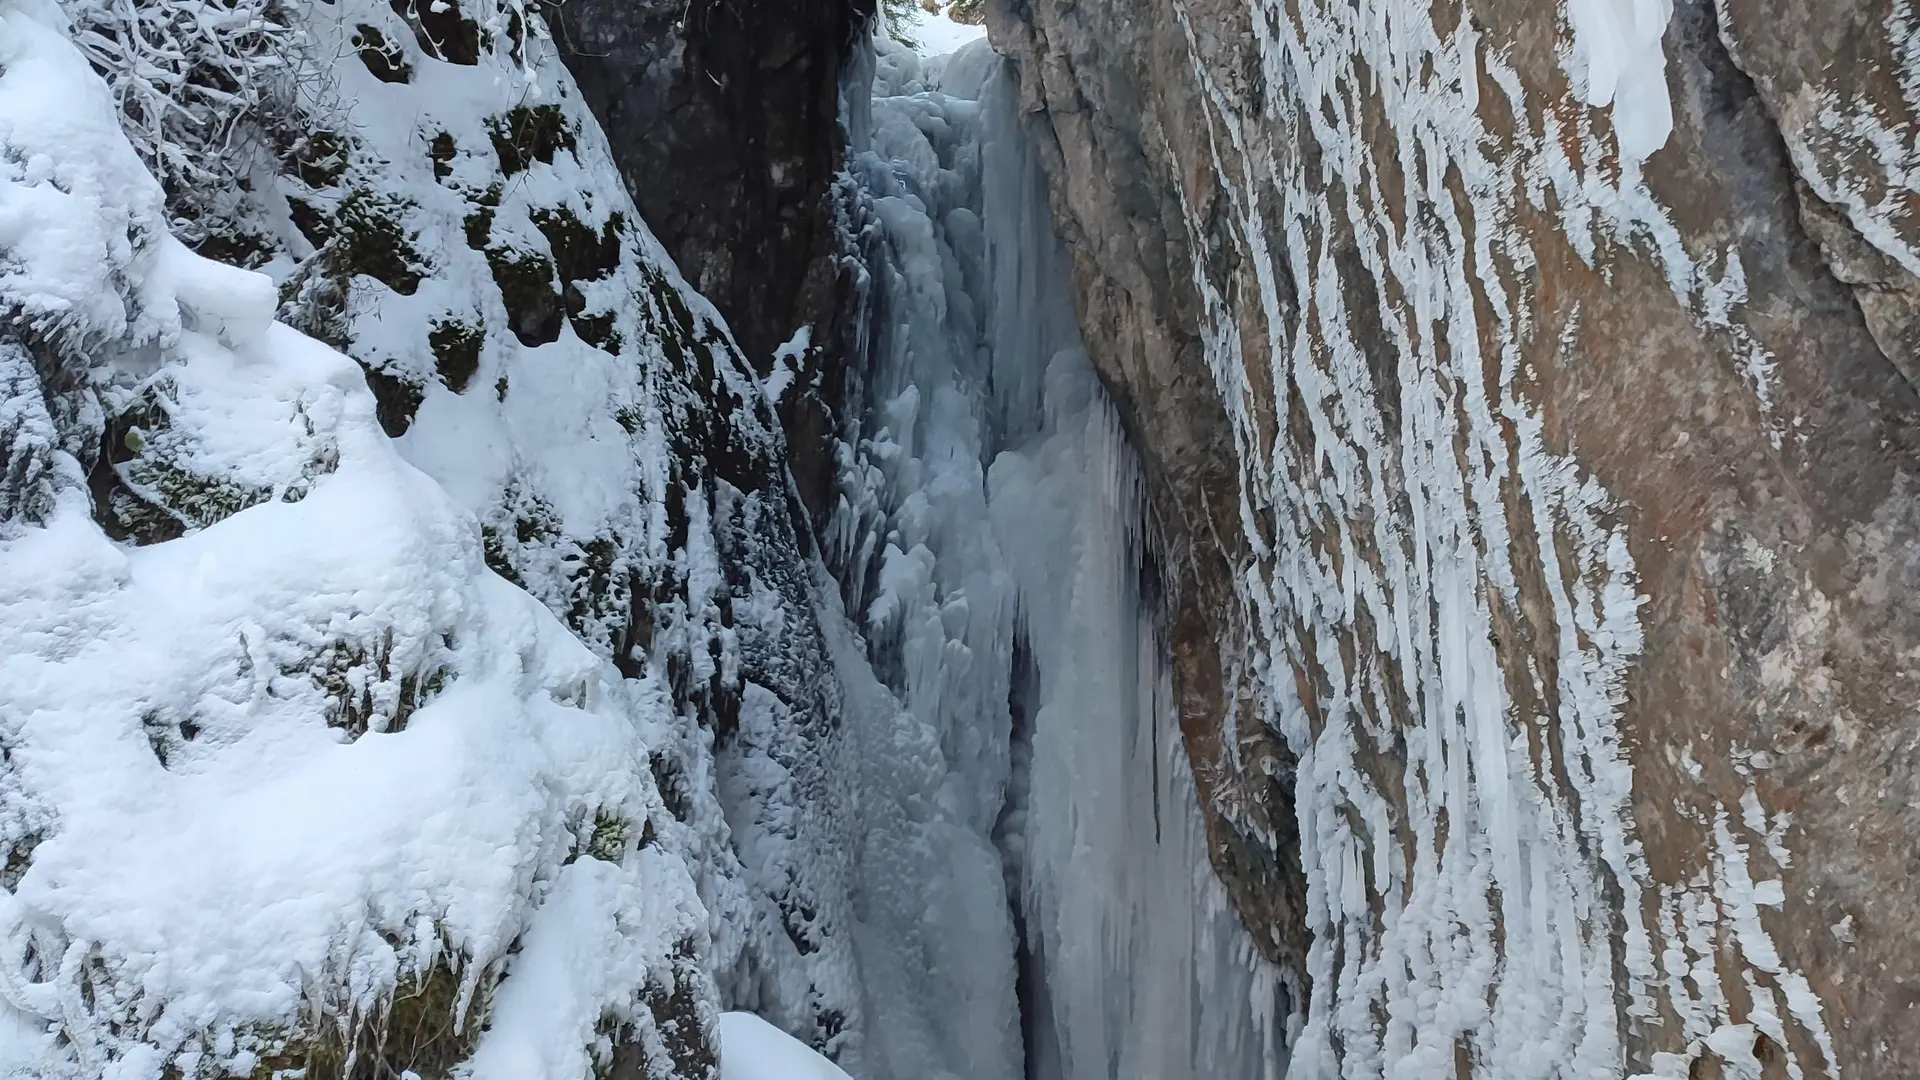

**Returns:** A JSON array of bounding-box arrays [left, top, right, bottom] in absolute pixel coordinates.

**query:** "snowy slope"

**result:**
[[0, 0, 947, 1070], [0, 2, 713, 1077]]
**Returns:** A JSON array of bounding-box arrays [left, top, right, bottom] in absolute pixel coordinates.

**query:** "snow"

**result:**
[[283, 0, 881, 1062], [0, 2, 710, 1075], [764, 326, 812, 404], [719, 1011, 854, 1080], [5, 0, 1833, 1073], [0, 0, 176, 344]]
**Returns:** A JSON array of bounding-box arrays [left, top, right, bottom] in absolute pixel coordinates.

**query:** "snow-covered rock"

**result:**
[[0, 0, 870, 1073]]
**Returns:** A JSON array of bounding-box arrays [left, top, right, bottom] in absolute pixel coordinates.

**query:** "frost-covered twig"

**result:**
[[59, 0, 310, 238]]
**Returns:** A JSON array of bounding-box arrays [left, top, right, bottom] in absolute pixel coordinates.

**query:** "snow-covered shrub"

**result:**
[[58, 0, 308, 243], [0, 343, 79, 536]]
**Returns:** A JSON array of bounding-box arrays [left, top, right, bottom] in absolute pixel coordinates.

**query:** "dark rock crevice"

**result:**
[[547, 0, 876, 528], [1705, 0, 1920, 398]]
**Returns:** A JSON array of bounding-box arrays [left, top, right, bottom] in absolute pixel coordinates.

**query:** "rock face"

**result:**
[[992, 0, 1920, 1073], [549, 0, 876, 519]]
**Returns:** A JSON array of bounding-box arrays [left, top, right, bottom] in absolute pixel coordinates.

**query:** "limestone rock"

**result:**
[[992, 0, 1920, 1072]]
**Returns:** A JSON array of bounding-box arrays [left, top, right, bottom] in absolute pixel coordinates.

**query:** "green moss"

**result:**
[[429, 319, 484, 393], [563, 535, 621, 632], [461, 182, 502, 250], [481, 492, 559, 587], [360, 362, 425, 437], [305, 628, 448, 739], [566, 292, 618, 351], [3, 833, 40, 891], [290, 131, 351, 189], [333, 189, 426, 296], [480, 524, 525, 587], [121, 460, 271, 535], [532, 207, 622, 283], [88, 381, 300, 546], [193, 228, 277, 269], [428, 131, 457, 181], [277, 256, 351, 351], [493, 373, 509, 401], [489, 105, 576, 175], [388, 0, 481, 64], [247, 953, 493, 1080], [529, 208, 625, 351], [286, 196, 335, 248], [462, 207, 495, 250], [486, 247, 563, 347], [614, 405, 644, 435], [352, 23, 413, 83], [574, 810, 634, 864]]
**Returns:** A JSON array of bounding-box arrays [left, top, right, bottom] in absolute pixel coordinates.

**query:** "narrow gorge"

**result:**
[[2, 0, 1917, 1077]]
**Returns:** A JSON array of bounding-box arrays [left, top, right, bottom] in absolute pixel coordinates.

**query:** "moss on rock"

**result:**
[[246, 953, 495, 1080], [488, 105, 575, 175], [532, 207, 622, 284], [193, 227, 278, 269], [428, 131, 457, 181], [303, 627, 448, 739], [332, 189, 426, 296], [286, 196, 335, 249], [570, 810, 637, 864], [360, 362, 425, 438], [486, 247, 563, 347], [290, 131, 351, 189], [387, 0, 480, 65], [87, 381, 289, 545], [428, 319, 484, 393], [352, 23, 413, 83], [529, 207, 625, 351], [3, 833, 40, 892]]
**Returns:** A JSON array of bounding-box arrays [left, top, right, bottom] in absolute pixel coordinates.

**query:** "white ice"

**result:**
[[1563, 0, 1676, 159], [827, 33, 1288, 1080]]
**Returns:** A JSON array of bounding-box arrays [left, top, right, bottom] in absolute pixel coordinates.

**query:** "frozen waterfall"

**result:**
[[817, 37, 1292, 1080]]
